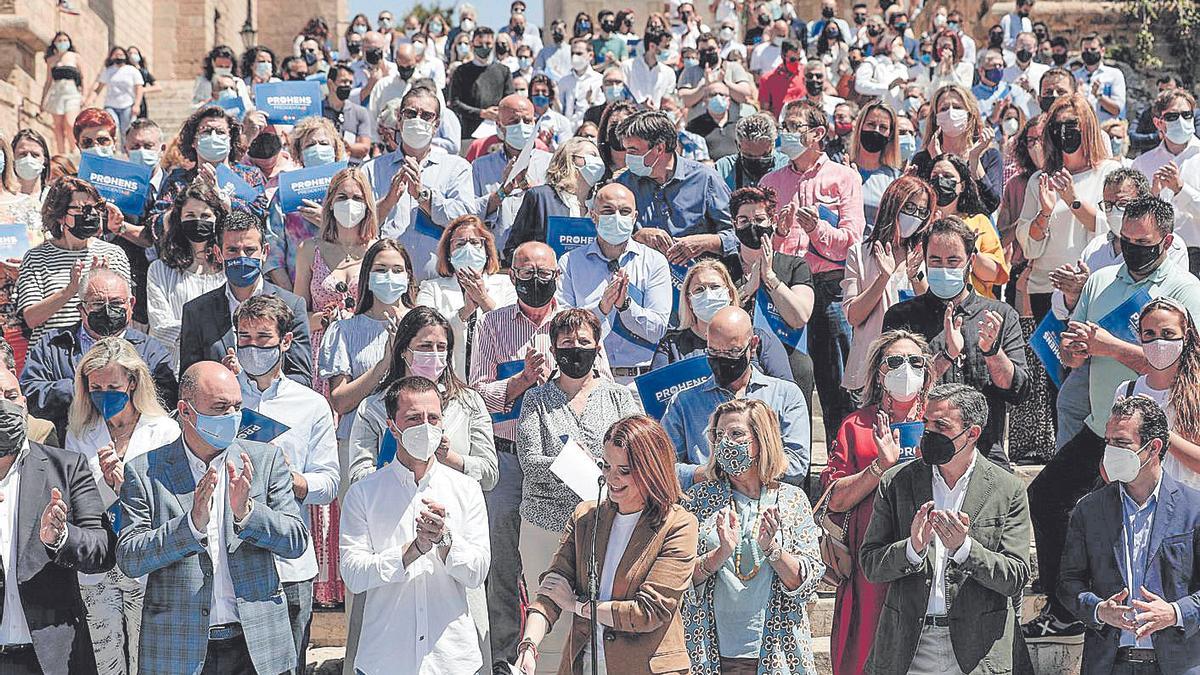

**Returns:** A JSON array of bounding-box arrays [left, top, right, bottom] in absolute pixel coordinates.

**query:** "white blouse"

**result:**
[[415, 274, 516, 381], [146, 260, 226, 373]]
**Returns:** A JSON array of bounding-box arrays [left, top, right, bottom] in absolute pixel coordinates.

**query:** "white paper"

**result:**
[[472, 120, 497, 139], [551, 437, 606, 502], [510, 130, 538, 178]]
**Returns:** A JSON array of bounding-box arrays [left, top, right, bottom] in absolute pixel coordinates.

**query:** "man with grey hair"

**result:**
[[714, 112, 790, 190], [21, 268, 176, 438], [861, 382, 1032, 675]]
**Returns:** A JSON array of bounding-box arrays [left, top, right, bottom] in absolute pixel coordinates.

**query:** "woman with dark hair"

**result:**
[[918, 153, 1009, 297], [147, 106, 267, 237], [816, 21, 850, 88], [241, 46, 280, 87], [841, 176, 935, 395], [340, 14, 372, 56], [84, 46, 144, 141], [849, 101, 903, 228], [516, 415, 697, 675], [998, 116, 1044, 280], [126, 45, 159, 120], [294, 17, 332, 56], [0, 132, 45, 370], [598, 99, 639, 175], [40, 31, 83, 154], [146, 180, 227, 370], [192, 45, 251, 108], [530, 74, 572, 148], [573, 11, 595, 39], [11, 129, 50, 203]]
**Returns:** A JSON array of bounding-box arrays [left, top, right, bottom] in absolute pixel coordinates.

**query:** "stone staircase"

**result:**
[[143, 78, 200, 140]]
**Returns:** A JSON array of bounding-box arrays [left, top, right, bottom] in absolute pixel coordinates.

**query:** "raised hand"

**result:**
[[221, 347, 241, 375], [755, 505, 781, 554], [872, 240, 897, 277], [977, 309, 1004, 354], [97, 442, 124, 490], [715, 507, 739, 556], [191, 467, 219, 530], [943, 302, 965, 359], [39, 487, 68, 547], [1036, 172, 1057, 215], [227, 453, 254, 521], [415, 498, 447, 552], [910, 501, 935, 554], [872, 409, 901, 468]]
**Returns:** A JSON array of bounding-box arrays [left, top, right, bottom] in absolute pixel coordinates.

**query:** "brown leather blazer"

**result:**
[[528, 499, 699, 675]]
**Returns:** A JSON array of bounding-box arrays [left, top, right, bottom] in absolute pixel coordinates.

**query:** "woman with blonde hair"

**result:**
[[848, 101, 903, 228], [505, 137, 606, 264], [66, 337, 181, 675], [910, 84, 1003, 212], [683, 397, 823, 674], [416, 214, 516, 380]]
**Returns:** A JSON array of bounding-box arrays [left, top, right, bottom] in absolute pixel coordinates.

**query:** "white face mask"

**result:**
[[937, 107, 970, 137], [451, 243, 488, 272], [883, 363, 924, 401], [1102, 441, 1151, 484], [690, 287, 730, 324], [332, 199, 366, 228], [1142, 338, 1184, 371], [401, 118, 435, 149], [398, 421, 441, 462], [1002, 118, 1020, 137], [13, 156, 44, 181], [897, 212, 924, 238], [1106, 207, 1125, 233]]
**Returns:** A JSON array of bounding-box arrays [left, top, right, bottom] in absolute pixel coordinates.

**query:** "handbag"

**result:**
[[813, 479, 853, 586]]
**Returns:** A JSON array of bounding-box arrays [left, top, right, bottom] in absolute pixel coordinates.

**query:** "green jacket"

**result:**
[[859, 454, 1031, 674]]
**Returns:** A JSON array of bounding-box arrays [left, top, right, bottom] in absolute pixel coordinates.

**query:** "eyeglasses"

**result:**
[[705, 344, 749, 360], [734, 216, 771, 229], [1162, 110, 1195, 122], [83, 300, 125, 313], [452, 237, 486, 248], [899, 202, 931, 220], [512, 267, 558, 282], [883, 354, 927, 369], [1099, 199, 1132, 213], [402, 108, 438, 123], [781, 122, 814, 133]]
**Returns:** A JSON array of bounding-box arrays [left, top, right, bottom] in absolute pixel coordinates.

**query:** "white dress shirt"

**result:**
[[185, 442, 240, 626], [0, 444, 33, 646], [854, 54, 909, 112], [750, 41, 782, 75], [224, 278, 265, 323], [470, 148, 551, 255], [1074, 64, 1127, 123], [340, 460, 490, 675], [622, 57, 676, 108], [239, 373, 339, 583], [1131, 137, 1200, 248], [906, 452, 978, 616], [557, 67, 604, 127], [1001, 61, 1049, 118]]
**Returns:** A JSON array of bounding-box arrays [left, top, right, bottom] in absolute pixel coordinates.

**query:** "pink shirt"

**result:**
[[760, 153, 866, 275]]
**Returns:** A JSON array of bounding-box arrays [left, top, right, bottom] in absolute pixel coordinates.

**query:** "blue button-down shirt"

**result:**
[[662, 367, 810, 490], [1113, 479, 1186, 648], [557, 239, 672, 369], [615, 155, 735, 257]]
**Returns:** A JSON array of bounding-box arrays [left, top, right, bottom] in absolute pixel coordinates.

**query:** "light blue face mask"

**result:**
[[690, 287, 730, 323], [302, 143, 336, 166], [217, 88, 238, 101], [84, 144, 115, 158], [595, 212, 635, 245], [196, 132, 231, 163], [1166, 116, 1196, 146], [605, 84, 625, 101], [778, 132, 806, 159], [898, 134, 918, 161], [450, 243, 488, 272], [579, 154, 605, 186], [926, 265, 966, 299], [128, 148, 160, 168], [369, 271, 409, 304], [707, 95, 730, 115], [188, 403, 242, 451], [684, 58, 699, 69], [656, 49, 673, 64], [503, 122, 535, 150], [625, 150, 655, 177]]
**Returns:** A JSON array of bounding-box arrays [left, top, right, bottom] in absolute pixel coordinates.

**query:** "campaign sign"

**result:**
[[890, 421, 924, 463], [635, 355, 713, 420], [414, 210, 443, 239], [214, 96, 246, 120], [1030, 312, 1066, 389], [379, 431, 398, 469], [78, 154, 152, 218], [236, 408, 291, 443], [669, 262, 693, 316], [215, 164, 263, 205], [0, 224, 32, 261], [278, 161, 347, 214], [754, 287, 808, 353], [491, 360, 527, 423], [547, 216, 596, 259], [254, 81, 323, 125], [1097, 288, 1153, 346]]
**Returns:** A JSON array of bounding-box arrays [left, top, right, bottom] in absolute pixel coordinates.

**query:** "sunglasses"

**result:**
[[883, 354, 926, 369], [1162, 110, 1195, 122]]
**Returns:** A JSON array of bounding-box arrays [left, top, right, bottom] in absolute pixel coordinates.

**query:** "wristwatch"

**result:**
[[767, 545, 783, 563], [418, 187, 432, 203], [434, 528, 452, 550], [1070, 199, 1082, 210]]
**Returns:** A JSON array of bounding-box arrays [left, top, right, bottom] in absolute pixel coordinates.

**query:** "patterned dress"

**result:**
[[682, 480, 825, 674]]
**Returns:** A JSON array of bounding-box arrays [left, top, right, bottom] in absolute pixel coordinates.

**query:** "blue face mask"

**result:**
[[90, 390, 129, 421], [224, 256, 263, 288], [301, 143, 336, 166], [595, 213, 635, 245], [707, 95, 730, 115], [503, 122, 535, 150], [519, 57, 532, 70], [920, 53, 933, 67], [625, 150, 654, 177], [778, 132, 806, 159], [605, 84, 625, 101], [217, 88, 238, 101], [531, 94, 551, 108], [927, 265, 966, 299], [188, 404, 242, 451], [128, 148, 159, 168], [898, 134, 917, 161], [369, 271, 409, 304], [84, 144, 115, 158], [196, 132, 231, 163]]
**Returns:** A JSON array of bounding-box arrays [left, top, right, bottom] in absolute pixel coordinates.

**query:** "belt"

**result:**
[[921, 614, 951, 627], [0, 644, 32, 655], [495, 438, 517, 455], [611, 366, 651, 377], [1116, 646, 1157, 664], [208, 623, 244, 641]]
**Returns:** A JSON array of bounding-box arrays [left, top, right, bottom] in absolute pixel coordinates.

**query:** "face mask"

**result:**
[[740, 154, 775, 179], [1051, 123, 1083, 154], [332, 199, 365, 229], [920, 53, 933, 67], [335, 84, 352, 101], [897, 212, 924, 238], [197, 132, 231, 163], [1166, 116, 1196, 145], [85, 144, 115, 158], [369, 271, 409, 304], [720, 27, 734, 41], [772, 36, 784, 47], [224, 256, 262, 288], [708, 347, 750, 389], [579, 155, 606, 186], [502, 122, 535, 151], [983, 67, 1004, 84], [905, 99, 921, 115], [127, 148, 159, 168], [302, 143, 335, 167], [213, 66, 233, 78], [461, 18, 476, 32], [90, 390, 129, 420], [655, 48, 673, 65], [605, 84, 625, 101], [690, 287, 730, 323], [254, 61, 273, 79], [714, 437, 754, 475], [14, 155, 44, 180], [859, 129, 888, 153], [1121, 236, 1165, 274], [353, 24, 368, 35], [430, 22, 444, 36], [529, 93, 550, 109], [1002, 118, 1020, 137], [1110, 135, 1126, 158], [867, 26, 883, 38], [407, 350, 448, 380], [365, 48, 384, 65], [397, 65, 416, 81], [391, 118, 430, 152], [1143, 338, 1184, 371], [1103, 441, 1151, 484], [1016, 48, 1033, 63], [1051, 52, 1068, 66], [518, 56, 533, 70], [55, 40, 71, 52], [451, 243, 488, 272], [238, 344, 282, 377], [735, 220, 773, 250], [474, 45, 494, 61], [87, 303, 127, 336], [1038, 95, 1058, 114], [707, 96, 730, 115], [1106, 207, 1125, 233], [569, 53, 591, 73], [778, 132, 806, 159], [514, 276, 556, 308], [399, 422, 441, 461], [596, 213, 635, 245], [926, 265, 966, 299], [1081, 50, 1101, 66], [920, 427, 968, 465], [822, 6, 835, 17], [70, 209, 104, 239], [456, 43, 470, 58], [555, 346, 599, 379], [684, 57, 700, 69], [937, 108, 969, 137], [625, 149, 655, 177], [883, 363, 924, 401], [0, 400, 28, 458], [217, 88, 238, 101], [188, 404, 242, 451], [932, 175, 959, 207]]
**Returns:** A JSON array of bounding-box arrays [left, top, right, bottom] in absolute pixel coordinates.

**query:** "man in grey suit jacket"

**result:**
[[1059, 395, 1200, 675], [861, 383, 1031, 675], [117, 361, 308, 675]]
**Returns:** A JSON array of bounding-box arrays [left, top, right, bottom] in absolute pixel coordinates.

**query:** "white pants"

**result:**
[[907, 625, 967, 675], [80, 567, 143, 675], [521, 520, 570, 675]]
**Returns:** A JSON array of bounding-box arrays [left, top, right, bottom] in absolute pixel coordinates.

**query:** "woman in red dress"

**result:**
[[820, 329, 935, 674]]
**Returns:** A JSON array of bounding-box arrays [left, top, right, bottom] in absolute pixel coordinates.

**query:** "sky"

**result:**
[[348, 0, 541, 36]]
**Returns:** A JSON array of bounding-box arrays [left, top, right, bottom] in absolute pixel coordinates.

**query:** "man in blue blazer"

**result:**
[[179, 210, 312, 386], [1059, 395, 1200, 675], [117, 361, 308, 674]]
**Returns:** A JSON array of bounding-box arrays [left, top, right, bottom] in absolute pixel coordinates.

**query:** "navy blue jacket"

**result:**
[[505, 184, 575, 266]]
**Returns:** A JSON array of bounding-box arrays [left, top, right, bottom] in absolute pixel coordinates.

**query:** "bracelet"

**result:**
[[516, 638, 539, 660], [867, 459, 884, 478], [980, 339, 1003, 357]]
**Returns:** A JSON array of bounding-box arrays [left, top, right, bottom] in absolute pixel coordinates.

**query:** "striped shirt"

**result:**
[[469, 301, 558, 442], [16, 239, 131, 343]]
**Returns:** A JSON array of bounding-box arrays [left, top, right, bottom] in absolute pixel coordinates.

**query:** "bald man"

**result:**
[[117, 361, 307, 675], [471, 93, 552, 255], [353, 31, 399, 101], [558, 183, 671, 382], [662, 305, 811, 490], [449, 26, 515, 138], [365, 43, 418, 125]]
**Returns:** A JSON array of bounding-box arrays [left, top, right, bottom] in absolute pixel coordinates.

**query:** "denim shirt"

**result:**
[[615, 155, 736, 256]]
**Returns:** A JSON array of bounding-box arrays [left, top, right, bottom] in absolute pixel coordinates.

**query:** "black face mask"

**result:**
[[365, 48, 383, 64], [397, 66, 415, 81], [1081, 50, 1101, 66], [248, 132, 282, 159], [87, 304, 127, 337], [867, 26, 883, 38], [854, 14, 866, 25], [757, 14, 770, 27], [348, 43, 361, 56], [988, 33, 1003, 48], [1039, 95, 1057, 113], [700, 49, 719, 68], [496, 43, 510, 57], [600, 19, 616, 33], [1051, 122, 1082, 154], [335, 84, 352, 101], [552, 29, 565, 43], [1016, 48, 1032, 63], [0, 400, 27, 458], [932, 176, 959, 207], [740, 153, 775, 178], [919, 427, 968, 465], [708, 348, 750, 389], [514, 276, 556, 308], [1051, 52, 1068, 66], [555, 347, 598, 379], [70, 208, 104, 239], [735, 222, 774, 249], [512, 24, 525, 37], [1121, 236, 1165, 274], [181, 218, 216, 243], [860, 129, 889, 153], [475, 45, 494, 60]]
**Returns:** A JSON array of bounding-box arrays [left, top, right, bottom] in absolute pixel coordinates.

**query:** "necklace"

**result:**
[[730, 488, 767, 581], [335, 241, 362, 264]]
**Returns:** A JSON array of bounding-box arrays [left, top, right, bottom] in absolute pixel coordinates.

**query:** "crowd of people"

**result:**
[[2, 0, 1200, 673]]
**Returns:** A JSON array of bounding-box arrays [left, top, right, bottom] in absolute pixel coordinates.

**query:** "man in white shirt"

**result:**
[[1002, 32, 1049, 118], [366, 43, 419, 137], [471, 94, 551, 255], [1132, 89, 1200, 273], [535, 21, 572, 81], [750, 19, 789, 78], [716, 20, 747, 59], [946, 11, 977, 64], [671, 2, 710, 50], [340, 375, 490, 675], [351, 31, 398, 103], [999, 0, 1034, 49], [622, 28, 676, 109], [557, 38, 604, 127], [1073, 32, 1126, 124], [224, 296, 338, 669]]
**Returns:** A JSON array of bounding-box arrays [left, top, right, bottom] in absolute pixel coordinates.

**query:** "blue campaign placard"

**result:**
[[547, 216, 596, 259], [213, 96, 246, 120], [754, 287, 808, 353], [890, 421, 924, 463], [214, 164, 263, 204], [77, 154, 152, 218], [491, 360, 527, 423], [635, 355, 714, 420], [379, 430, 398, 469], [1030, 312, 1066, 389], [669, 262, 692, 316], [1097, 288, 1153, 345], [236, 407, 291, 443], [817, 204, 840, 228], [0, 224, 32, 261], [414, 209, 443, 239], [254, 81, 323, 125], [278, 161, 347, 213]]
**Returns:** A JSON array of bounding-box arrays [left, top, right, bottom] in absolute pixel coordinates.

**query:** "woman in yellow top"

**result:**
[[920, 153, 1009, 298]]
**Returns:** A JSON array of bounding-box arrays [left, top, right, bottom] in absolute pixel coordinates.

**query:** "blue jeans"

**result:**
[[486, 447, 525, 666], [105, 106, 132, 140]]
